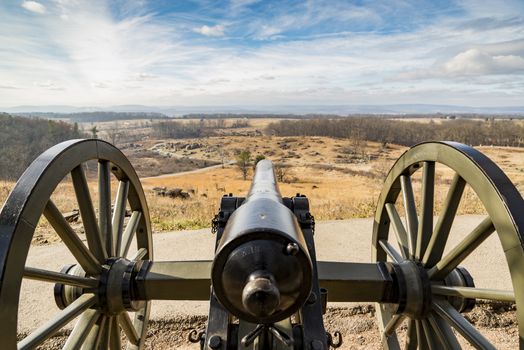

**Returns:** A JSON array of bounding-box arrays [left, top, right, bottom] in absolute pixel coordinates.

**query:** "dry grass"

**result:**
[[142, 165, 384, 231], [145, 135, 405, 170], [1, 137, 523, 238]]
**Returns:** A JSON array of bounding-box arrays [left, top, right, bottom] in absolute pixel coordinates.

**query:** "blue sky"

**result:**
[[0, 0, 523, 107]]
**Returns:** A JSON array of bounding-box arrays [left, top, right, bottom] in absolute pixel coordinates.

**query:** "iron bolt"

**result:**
[[208, 335, 222, 349], [286, 242, 299, 255], [311, 339, 324, 350]]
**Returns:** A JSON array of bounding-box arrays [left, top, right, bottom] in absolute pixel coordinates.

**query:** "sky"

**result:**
[[0, 0, 523, 108]]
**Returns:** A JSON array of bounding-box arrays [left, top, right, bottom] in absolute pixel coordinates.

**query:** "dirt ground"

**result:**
[[26, 303, 518, 349], [16, 216, 520, 349]]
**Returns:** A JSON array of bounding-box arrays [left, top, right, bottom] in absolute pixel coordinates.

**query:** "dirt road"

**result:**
[[142, 161, 235, 180]]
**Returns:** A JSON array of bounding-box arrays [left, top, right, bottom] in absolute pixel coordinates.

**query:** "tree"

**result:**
[[236, 150, 251, 180], [73, 122, 80, 138], [253, 154, 265, 169], [90, 125, 98, 139], [106, 122, 121, 145], [219, 149, 229, 168], [274, 162, 289, 183]]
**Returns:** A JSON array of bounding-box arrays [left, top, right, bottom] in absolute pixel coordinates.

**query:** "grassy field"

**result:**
[[1, 130, 523, 242]]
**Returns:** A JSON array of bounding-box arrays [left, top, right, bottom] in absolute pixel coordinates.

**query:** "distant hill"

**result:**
[[2, 104, 524, 116], [14, 111, 169, 122], [0, 113, 84, 180]]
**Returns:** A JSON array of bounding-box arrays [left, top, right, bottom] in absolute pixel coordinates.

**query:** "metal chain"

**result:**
[[326, 331, 342, 348], [211, 214, 219, 235]]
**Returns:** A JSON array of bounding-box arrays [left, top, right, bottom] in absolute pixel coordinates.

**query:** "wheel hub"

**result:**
[[444, 266, 476, 313], [54, 258, 145, 314], [54, 264, 86, 310], [390, 262, 476, 319], [392, 261, 432, 319]]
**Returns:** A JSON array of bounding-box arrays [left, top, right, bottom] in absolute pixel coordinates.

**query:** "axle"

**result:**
[[133, 260, 396, 303], [54, 259, 479, 317]]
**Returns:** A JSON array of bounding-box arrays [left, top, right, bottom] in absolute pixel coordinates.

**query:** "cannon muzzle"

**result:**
[[211, 160, 313, 324]]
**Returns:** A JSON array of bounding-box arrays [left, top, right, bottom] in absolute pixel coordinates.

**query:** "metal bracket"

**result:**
[[292, 196, 328, 350]]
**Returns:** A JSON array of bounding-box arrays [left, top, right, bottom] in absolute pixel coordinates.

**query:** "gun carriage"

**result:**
[[1, 139, 523, 349]]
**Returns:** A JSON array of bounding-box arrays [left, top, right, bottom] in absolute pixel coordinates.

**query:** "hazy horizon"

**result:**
[[1, 1, 523, 108]]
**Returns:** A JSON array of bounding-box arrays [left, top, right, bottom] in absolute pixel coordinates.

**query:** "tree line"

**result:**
[[16, 111, 168, 122], [151, 118, 253, 138], [266, 118, 524, 147], [151, 120, 206, 138], [0, 113, 84, 180]]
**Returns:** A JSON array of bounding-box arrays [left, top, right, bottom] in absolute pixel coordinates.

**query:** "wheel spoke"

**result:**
[[43, 200, 101, 276], [421, 319, 438, 350], [82, 315, 106, 349], [383, 314, 405, 336], [71, 165, 107, 262], [433, 299, 496, 350], [378, 239, 403, 263], [428, 217, 495, 280], [120, 211, 142, 258], [24, 266, 98, 288], [63, 309, 101, 350], [112, 180, 129, 257], [109, 317, 122, 350], [385, 203, 410, 258], [423, 174, 466, 267], [130, 247, 148, 262], [415, 320, 429, 350], [400, 175, 418, 257], [378, 304, 401, 349], [432, 285, 515, 302], [18, 294, 96, 350], [405, 319, 417, 350], [119, 312, 140, 345], [130, 303, 150, 350], [427, 312, 461, 350], [99, 316, 111, 349], [98, 161, 113, 256], [415, 161, 435, 260]]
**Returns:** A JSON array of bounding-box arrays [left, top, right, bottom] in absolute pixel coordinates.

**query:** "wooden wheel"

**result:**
[[0, 139, 152, 349], [373, 141, 524, 349]]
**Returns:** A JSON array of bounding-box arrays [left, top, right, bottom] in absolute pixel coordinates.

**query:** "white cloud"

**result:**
[[91, 81, 110, 89], [130, 73, 157, 81], [444, 49, 524, 75], [33, 81, 63, 90], [193, 25, 225, 37], [1, 1, 524, 107], [230, 0, 260, 8], [21, 1, 46, 14]]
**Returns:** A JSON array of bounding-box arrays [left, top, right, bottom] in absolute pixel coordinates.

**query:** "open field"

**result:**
[[132, 120, 524, 233], [2, 132, 524, 238]]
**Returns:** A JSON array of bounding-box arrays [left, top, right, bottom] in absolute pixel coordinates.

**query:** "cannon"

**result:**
[[1, 138, 524, 349]]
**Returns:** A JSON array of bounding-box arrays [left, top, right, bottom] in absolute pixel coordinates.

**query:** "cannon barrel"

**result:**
[[211, 160, 313, 324]]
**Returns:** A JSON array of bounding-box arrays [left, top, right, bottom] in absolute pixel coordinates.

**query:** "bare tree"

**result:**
[[219, 149, 229, 168], [274, 162, 289, 183], [106, 122, 121, 146]]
